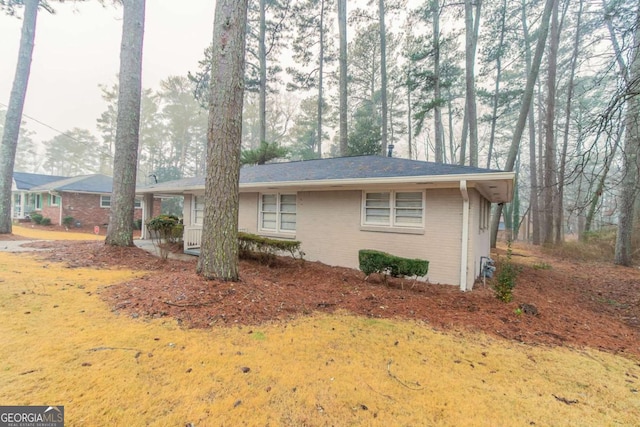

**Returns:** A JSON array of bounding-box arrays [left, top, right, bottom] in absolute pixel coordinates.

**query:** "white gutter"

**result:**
[[238, 172, 516, 193], [460, 180, 469, 292]]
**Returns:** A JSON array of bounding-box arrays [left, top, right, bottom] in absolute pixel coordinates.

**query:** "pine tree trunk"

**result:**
[[459, 105, 467, 165], [614, 2, 640, 266], [584, 141, 617, 234], [259, 0, 267, 144], [556, 0, 583, 244], [105, 0, 146, 247], [196, 0, 249, 280], [487, 0, 506, 170], [542, 0, 560, 245], [338, 0, 348, 156], [407, 70, 413, 159], [464, 0, 480, 167], [0, 0, 39, 234], [316, 0, 325, 158], [490, 0, 554, 248], [447, 96, 455, 163], [522, 0, 540, 245], [379, 0, 388, 157], [537, 81, 546, 235], [432, 0, 444, 163]]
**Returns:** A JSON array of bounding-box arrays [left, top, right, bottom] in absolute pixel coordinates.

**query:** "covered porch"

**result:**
[[183, 224, 202, 254], [138, 191, 200, 255]]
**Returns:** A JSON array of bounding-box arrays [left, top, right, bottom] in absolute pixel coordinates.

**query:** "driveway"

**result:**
[[0, 240, 52, 252], [0, 238, 194, 261]]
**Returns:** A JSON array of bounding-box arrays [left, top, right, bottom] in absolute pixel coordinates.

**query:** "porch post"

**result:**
[[141, 193, 154, 239]]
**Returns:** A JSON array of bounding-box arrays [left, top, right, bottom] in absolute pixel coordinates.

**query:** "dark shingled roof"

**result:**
[[137, 156, 515, 203], [240, 155, 504, 183], [140, 156, 507, 190], [13, 172, 68, 190], [30, 174, 114, 194]]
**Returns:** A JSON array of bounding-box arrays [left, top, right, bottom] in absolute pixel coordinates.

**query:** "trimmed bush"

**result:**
[[359, 249, 429, 278], [40, 217, 52, 226], [62, 216, 74, 227], [238, 232, 302, 264], [30, 213, 43, 224], [146, 215, 183, 260], [146, 215, 183, 243]]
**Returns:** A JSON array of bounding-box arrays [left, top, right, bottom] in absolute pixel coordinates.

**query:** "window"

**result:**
[[364, 192, 391, 224], [394, 192, 423, 225], [101, 196, 141, 209], [49, 194, 60, 206], [260, 193, 296, 233], [479, 199, 490, 231], [279, 194, 297, 231], [363, 191, 424, 228], [34, 194, 42, 210], [193, 196, 205, 225]]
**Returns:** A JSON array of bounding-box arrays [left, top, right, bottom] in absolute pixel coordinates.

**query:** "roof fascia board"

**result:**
[[136, 171, 515, 194]]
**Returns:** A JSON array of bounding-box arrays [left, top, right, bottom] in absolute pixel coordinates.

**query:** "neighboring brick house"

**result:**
[[11, 172, 67, 220], [13, 172, 160, 228]]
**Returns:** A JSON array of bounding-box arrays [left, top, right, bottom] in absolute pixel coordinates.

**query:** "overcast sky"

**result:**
[[0, 1, 215, 143]]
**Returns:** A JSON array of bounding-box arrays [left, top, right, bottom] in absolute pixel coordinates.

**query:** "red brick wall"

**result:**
[[37, 192, 161, 227]]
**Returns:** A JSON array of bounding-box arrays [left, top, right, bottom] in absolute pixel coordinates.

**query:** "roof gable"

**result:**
[[13, 172, 68, 190], [30, 174, 114, 194]]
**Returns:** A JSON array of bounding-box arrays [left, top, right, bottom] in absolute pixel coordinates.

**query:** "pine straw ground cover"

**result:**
[[0, 225, 639, 425]]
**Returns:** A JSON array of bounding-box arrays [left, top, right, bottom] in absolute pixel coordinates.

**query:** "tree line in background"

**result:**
[[1, 0, 639, 277]]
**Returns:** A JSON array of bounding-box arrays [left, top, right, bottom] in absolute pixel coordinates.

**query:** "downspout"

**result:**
[[58, 193, 62, 226], [460, 180, 469, 291]]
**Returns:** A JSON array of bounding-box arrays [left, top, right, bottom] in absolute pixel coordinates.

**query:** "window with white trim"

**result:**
[[34, 194, 42, 210], [363, 191, 424, 227], [49, 194, 60, 206], [100, 195, 141, 209], [193, 196, 205, 225], [259, 193, 296, 233], [479, 199, 490, 231]]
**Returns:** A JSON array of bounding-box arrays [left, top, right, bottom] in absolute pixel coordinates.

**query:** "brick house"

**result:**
[[137, 156, 515, 290], [13, 172, 160, 228], [11, 172, 67, 220]]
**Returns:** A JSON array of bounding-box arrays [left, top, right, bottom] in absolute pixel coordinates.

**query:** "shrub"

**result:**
[[146, 215, 183, 243], [133, 218, 143, 230], [30, 213, 43, 224], [146, 215, 183, 260], [238, 232, 302, 264], [62, 216, 74, 227], [170, 223, 184, 242], [358, 249, 429, 279], [40, 217, 52, 226], [492, 242, 520, 303]]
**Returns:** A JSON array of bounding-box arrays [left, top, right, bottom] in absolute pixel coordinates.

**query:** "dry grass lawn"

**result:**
[[8, 225, 105, 241], [1, 247, 639, 426]]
